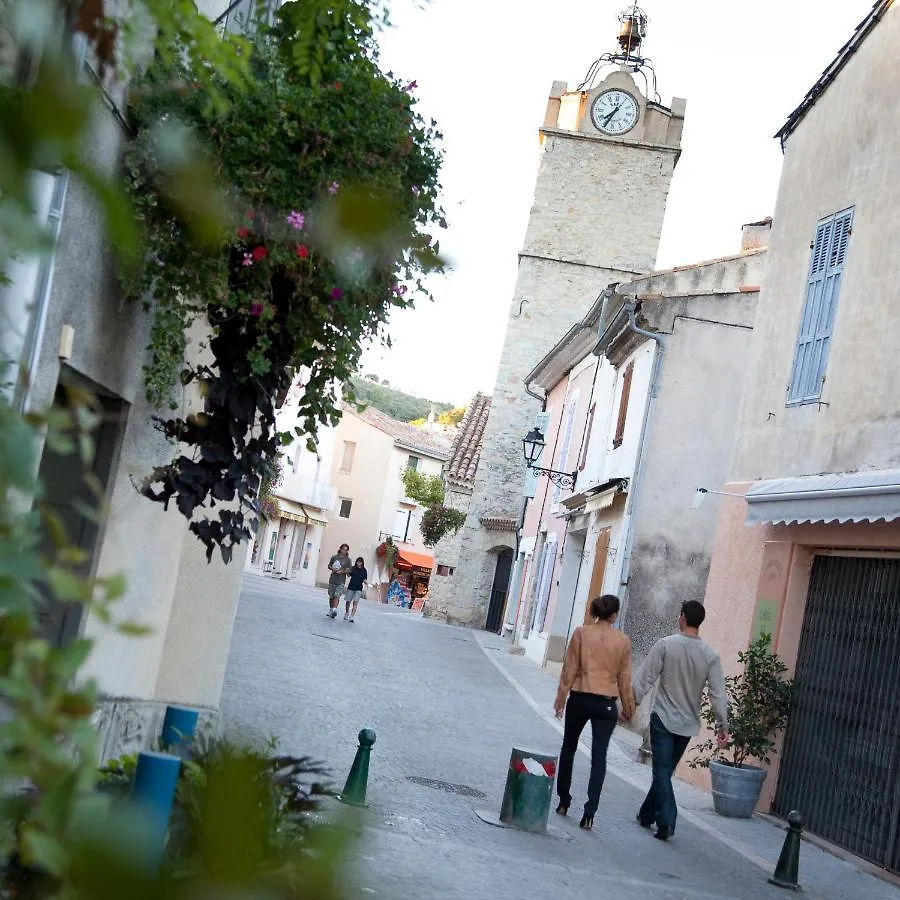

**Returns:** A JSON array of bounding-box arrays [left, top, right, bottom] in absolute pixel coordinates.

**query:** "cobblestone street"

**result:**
[[220, 576, 897, 900]]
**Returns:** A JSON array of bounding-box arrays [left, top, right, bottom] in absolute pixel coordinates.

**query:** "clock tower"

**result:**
[[426, 6, 686, 628]]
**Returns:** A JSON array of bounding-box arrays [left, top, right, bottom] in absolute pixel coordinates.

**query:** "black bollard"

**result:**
[[768, 810, 802, 891]]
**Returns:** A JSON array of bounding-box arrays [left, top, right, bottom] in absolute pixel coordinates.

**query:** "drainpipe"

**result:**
[[616, 302, 667, 624], [616, 301, 667, 764], [15, 34, 87, 413]]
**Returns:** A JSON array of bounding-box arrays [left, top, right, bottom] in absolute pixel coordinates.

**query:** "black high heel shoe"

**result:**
[[555, 802, 569, 816], [579, 814, 594, 830]]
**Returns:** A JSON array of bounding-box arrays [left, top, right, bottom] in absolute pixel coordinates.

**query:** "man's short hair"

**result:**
[[681, 600, 706, 628], [590, 594, 620, 621]]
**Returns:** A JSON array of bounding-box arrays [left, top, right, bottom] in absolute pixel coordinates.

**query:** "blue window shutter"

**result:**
[[787, 208, 853, 404]]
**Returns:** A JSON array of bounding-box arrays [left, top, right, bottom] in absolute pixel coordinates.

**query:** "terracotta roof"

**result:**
[[343, 403, 451, 460], [444, 393, 492, 488]]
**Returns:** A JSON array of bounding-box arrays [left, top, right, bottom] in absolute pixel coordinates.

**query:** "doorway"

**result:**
[[485, 547, 514, 633], [35, 376, 126, 648]]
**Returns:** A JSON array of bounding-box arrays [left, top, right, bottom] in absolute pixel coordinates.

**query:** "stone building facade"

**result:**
[[439, 23, 686, 628], [424, 394, 491, 622]]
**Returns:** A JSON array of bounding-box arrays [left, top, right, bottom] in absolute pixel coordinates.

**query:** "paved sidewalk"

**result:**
[[475, 630, 898, 900], [220, 576, 897, 900]]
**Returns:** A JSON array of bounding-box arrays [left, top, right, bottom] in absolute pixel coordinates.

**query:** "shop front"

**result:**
[[375, 542, 434, 609]]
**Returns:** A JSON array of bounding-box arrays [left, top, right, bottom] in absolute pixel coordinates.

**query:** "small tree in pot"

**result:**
[[690, 633, 793, 818]]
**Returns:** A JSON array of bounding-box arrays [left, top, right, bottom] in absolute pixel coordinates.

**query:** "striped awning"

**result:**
[[745, 470, 900, 526], [276, 498, 328, 527]]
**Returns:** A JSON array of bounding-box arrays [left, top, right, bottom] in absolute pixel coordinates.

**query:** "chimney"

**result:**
[[741, 217, 772, 252]]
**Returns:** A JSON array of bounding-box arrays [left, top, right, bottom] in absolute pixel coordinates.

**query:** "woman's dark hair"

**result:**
[[355, 557, 365, 566], [590, 594, 620, 621], [339, 544, 349, 552]]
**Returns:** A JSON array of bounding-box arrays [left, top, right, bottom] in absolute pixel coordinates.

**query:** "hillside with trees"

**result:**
[[348, 376, 454, 423]]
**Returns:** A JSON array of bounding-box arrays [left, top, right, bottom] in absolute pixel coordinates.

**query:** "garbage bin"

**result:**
[[499, 747, 557, 833]]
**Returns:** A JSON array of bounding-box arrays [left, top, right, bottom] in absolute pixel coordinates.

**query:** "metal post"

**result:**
[[768, 810, 803, 891], [131, 751, 181, 869], [338, 729, 376, 808]]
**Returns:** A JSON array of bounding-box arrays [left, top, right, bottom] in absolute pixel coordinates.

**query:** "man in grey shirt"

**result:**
[[632, 600, 729, 841]]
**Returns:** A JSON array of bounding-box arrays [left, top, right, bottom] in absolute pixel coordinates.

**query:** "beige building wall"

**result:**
[[318, 414, 395, 582], [696, 6, 900, 824], [316, 411, 446, 585], [730, 7, 900, 482]]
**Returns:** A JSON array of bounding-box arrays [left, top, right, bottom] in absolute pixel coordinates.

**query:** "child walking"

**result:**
[[344, 557, 368, 622]]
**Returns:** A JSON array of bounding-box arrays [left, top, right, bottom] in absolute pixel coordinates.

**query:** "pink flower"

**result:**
[[242, 252, 253, 267], [328, 181, 340, 195], [287, 210, 305, 230], [330, 287, 343, 301], [402, 80, 417, 93], [237, 227, 250, 239], [390, 282, 407, 297], [250, 302, 264, 316], [296, 244, 309, 259], [252, 246, 268, 261]]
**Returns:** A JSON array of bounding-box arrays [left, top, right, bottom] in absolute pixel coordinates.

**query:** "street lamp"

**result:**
[[522, 427, 578, 491]]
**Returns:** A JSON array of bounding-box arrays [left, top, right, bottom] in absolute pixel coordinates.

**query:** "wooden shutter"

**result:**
[[578, 403, 596, 471], [583, 528, 611, 626], [613, 362, 634, 448], [787, 208, 853, 404]]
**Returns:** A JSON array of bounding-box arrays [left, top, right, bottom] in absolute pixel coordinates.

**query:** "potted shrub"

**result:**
[[689, 633, 793, 818]]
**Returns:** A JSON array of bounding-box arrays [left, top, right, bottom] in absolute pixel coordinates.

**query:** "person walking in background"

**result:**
[[326, 544, 352, 618], [344, 557, 368, 622], [554, 594, 635, 830], [632, 600, 729, 842]]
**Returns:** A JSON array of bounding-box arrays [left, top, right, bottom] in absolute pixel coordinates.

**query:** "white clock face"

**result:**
[[590, 89, 640, 135]]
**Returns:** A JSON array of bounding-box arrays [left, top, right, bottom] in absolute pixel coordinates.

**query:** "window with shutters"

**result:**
[[552, 392, 579, 508], [339, 441, 357, 473], [613, 361, 634, 448], [787, 208, 854, 405], [578, 403, 596, 471]]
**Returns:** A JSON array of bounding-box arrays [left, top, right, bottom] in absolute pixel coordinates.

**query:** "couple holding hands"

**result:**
[[553, 595, 729, 840]]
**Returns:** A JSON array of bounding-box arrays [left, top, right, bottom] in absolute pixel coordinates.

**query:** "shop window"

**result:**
[[339, 498, 352, 519]]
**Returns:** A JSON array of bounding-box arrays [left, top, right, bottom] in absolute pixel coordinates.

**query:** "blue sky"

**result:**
[[359, 1, 873, 406]]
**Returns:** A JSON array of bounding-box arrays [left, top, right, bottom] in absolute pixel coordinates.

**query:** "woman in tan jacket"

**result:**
[[553, 593, 635, 830]]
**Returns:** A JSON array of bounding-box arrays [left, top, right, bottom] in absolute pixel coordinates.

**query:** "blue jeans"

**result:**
[[638, 713, 691, 832]]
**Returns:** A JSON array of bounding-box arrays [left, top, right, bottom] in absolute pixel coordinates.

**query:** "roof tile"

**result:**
[[342, 402, 451, 459], [445, 393, 492, 487]]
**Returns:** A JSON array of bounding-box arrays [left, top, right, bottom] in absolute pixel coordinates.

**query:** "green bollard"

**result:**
[[337, 728, 376, 808], [498, 747, 557, 833], [768, 810, 803, 891]]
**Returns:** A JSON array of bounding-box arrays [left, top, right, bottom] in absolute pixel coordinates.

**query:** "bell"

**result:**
[[617, 12, 646, 54]]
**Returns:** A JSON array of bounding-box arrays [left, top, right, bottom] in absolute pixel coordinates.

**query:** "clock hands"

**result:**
[[603, 104, 622, 127]]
